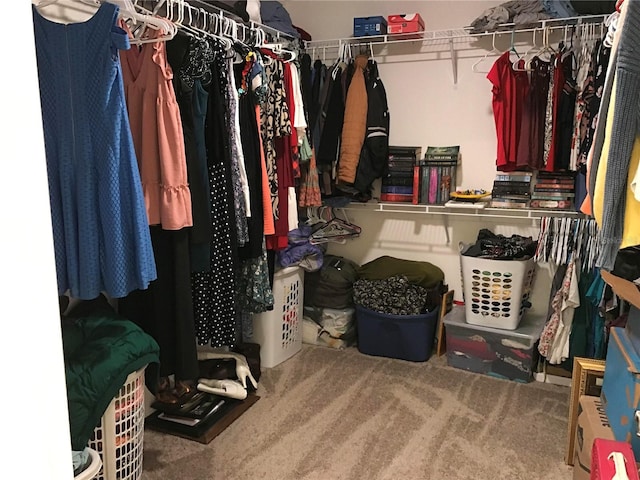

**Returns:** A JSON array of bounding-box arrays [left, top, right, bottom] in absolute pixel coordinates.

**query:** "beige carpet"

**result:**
[[142, 345, 574, 480]]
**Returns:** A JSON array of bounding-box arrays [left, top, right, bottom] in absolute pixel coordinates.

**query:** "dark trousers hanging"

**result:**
[[119, 227, 199, 392]]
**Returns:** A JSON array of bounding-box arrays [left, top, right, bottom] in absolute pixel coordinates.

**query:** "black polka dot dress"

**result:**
[[191, 42, 239, 347]]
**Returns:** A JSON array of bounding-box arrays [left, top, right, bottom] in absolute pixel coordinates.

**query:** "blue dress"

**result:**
[[32, 3, 157, 300]]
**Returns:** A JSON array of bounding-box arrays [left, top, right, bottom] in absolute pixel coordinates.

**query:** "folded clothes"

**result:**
[[470, 0, 551, 33]]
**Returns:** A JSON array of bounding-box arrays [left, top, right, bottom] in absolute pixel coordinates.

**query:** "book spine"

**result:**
[[429, 167, 438, 204], [412, 165, 420, 205], [420, 165, 429, 204], [381, 176, 414, 186], [380, 193, 413, 202], [383, 171, 414, 178], [533, 185, 575, 193], [489, 201, 529, 209], [531, 193, 575, 200], [495, 175, 533, 182], [530, 199, 573, 209], [381, 186, 414, 194]]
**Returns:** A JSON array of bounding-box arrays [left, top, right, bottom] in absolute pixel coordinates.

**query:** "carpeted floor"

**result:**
[[142, 345, 574, 480]]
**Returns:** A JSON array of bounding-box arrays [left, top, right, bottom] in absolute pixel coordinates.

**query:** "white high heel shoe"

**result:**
[[196, 351, 259, 390], [197, 379, 247, 400]]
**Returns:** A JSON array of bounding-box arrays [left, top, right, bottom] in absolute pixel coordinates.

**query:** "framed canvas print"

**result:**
[[565, 357, 606, 465]]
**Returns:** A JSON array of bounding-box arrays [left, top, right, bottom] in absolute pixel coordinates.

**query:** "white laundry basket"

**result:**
[[252, 266, 304, 368], [87, 367, 146, 480], [460, 255, 536, 330]]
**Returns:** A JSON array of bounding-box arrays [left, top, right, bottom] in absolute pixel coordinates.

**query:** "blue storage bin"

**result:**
[[355, 305, 439, 362], [353, 16, 388, 37]]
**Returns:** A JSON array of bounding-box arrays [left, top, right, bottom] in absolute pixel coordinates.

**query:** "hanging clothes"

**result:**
[[577, 40, 611, 168], [120, 26, 193, 231], [225, 56, 250, 247], [260, 53, 292, 222], [32, 2, 157, 300], [191, 42, 239, 347], [519, 57, 551, 170], [166, 33, 214, 272], [538, 258, 579, 364], [353, 60, 390, 199], [338, 54, 369, 184], [569, 34, 596, 170], [487, 51, 529, 171], [551, 48, 577, 171], [236, 60, 266, 259], [118, 226, 198, 391]]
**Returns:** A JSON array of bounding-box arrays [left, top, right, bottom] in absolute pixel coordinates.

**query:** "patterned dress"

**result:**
[[191, 41, 239, 347]]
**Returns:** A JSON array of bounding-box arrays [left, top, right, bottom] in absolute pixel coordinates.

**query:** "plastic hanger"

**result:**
[[472, 32, 500, 73], [513, 28, 538, 71], [532, 26, 556, 61]]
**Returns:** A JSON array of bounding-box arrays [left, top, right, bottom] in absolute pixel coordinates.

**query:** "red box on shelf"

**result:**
[[387, 14, 425, 39]]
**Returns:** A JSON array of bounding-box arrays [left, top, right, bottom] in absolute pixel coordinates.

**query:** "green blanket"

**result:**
[[62, 297, 159, 451], [358, 256, 445, 289]]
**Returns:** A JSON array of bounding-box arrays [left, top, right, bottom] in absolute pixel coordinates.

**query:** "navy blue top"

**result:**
[[33, 3, 157, 299]]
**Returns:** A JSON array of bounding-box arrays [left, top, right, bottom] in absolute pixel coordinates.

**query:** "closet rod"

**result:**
[[138, 0, 298, 49], [304, 13, 609, 49], [174, 0, 298, 43]]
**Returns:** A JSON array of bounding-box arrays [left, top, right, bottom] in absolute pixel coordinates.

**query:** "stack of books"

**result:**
[[416, 146, 460, 205], [380, 146, 422, 203], [489, 171, 532, 208], [152, 392, 226, 428], [530, 171, 575, 209]]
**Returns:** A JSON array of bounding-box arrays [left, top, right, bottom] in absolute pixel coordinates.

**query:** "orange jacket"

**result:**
[[338, 55, 369, 184]]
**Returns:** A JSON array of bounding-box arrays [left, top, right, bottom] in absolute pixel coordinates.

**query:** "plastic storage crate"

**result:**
[[88, 367, 146, 480], [355, 305, 439, 362], [443, 305, 544, 383], [460, 255, 536, 330], [252, 266, 304, 368]]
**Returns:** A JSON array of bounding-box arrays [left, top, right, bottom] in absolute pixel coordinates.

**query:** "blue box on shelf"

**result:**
[[355, 305, 439, 362], [353, 16, 388, 37]]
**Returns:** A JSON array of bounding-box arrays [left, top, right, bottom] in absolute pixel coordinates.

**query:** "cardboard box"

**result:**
[[353, 16, 387, 37], [387, 13, 425, 39], [601, 327, 640, 459], [573, 396, 615, 480], [602, 270, 640, 353]]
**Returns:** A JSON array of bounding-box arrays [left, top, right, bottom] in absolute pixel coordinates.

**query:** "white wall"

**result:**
[[285, 0, 554, 311], [0, 2, 73, 478]]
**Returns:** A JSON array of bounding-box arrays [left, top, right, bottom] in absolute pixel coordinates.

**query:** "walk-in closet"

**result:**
[[7, 0, 640, 479]]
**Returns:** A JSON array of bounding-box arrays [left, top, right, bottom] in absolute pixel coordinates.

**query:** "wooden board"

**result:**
[[436, 290, 455, 357], [145, 394, 260, 444]]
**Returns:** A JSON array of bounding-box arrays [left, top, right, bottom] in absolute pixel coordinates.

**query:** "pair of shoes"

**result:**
[[233, 343, 261, 387], [197, 378, 247, 400], [173, 380, 198, 403], [154, 377, 179, 405], [198, 358, 236, 381], [197, 351, 259, 390]]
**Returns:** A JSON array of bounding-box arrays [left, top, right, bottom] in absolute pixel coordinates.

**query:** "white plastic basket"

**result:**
[[87, 367, 146, 480], [460, 255, 536, 330], [252, 266, 304, 368], [74, 448, 102, 480]]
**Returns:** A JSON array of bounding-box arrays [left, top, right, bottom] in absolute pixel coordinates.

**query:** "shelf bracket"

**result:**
[[449, 35, 457, 85], [442, 212, 451, 244]]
